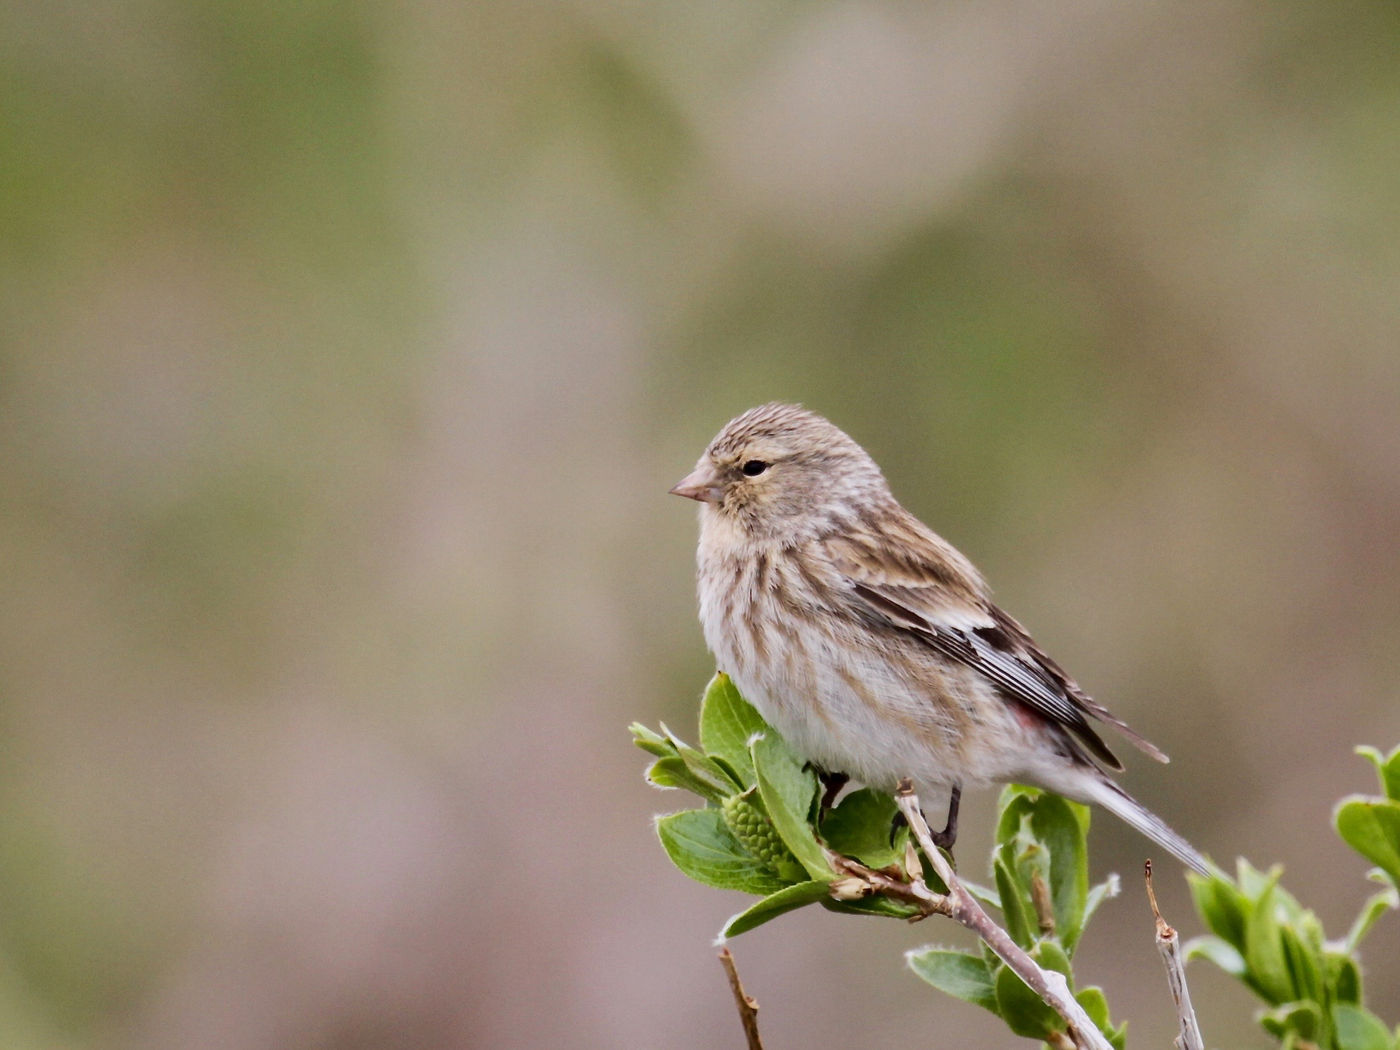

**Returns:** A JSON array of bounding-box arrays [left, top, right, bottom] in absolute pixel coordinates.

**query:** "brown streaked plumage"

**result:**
[[671, 402, 1209, 875]]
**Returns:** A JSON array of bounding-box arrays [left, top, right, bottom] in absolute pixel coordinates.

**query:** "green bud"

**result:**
[[722, 789, 804, 880]]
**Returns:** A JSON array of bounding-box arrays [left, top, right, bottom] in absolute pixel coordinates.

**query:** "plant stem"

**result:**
[[828, 852, 941, 918], [1145, 860, 1204, 1050], [895, 779, 1114, 1050], [718, 947, 764, 1050]]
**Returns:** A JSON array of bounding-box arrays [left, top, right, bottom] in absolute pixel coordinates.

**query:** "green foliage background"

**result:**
[[1, 2, 1399, 1048]]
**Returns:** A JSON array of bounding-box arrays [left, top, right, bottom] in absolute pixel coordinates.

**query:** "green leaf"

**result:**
[[1082, 873, 1120, 930], [1184, 934, 1247, 977], [821, 895, 923, 920], [1237, 858, 1280, 899], [1076, 987, 1126, 1050], [750, 732, 831, 879], [1336, 796, 1400, 888], [1270, 879, 1310, 927], [1245, 878, 1296, 1004], [916, 846, 951, 896], [1333, 1004, 1396, 1050], [630, 722, 673, 758], [655, 809, 787, 896], [1027, 793, 1090, 953], [1032, 939, 1072, 979], [821, 788, 904, 869], [1344, 882, 1399, 952], [1280, 922, 1323, 1004], [995, 784, 1043, 843], [994, 961, 1064, 1040], [1356, 744, 1400, 802], [1326, 951, 1362, 1005], [698, 673, 765, 788], [1259, 1001, 1321, 1041], [720, 880, 830, 937], [660, 723, 743, 798], [646, 756, 728, 800], [994, 850, 1035, 950], [1076, 985, 1110, 1029], [906, 948, 998, 1013], [1190, 870, 1249, 952], [710, 754, 747, 791]]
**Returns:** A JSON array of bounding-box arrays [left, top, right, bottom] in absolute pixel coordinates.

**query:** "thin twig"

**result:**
[[718, 946, 764, 1050], [1145, 860, 1205, 1050], [895, 779, 1114, 1050], [828, 853, 942, 919]]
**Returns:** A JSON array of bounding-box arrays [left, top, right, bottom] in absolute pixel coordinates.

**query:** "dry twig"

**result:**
[[1145, 860, 1205, 1050], [718, 946, 764, 1050], [828, 853, 940, 919]]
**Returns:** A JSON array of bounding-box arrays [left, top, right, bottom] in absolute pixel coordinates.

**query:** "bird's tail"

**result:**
[[1076, 775, 1211, 877]]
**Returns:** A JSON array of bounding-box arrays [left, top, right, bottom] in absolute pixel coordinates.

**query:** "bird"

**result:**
[[670, 402, 1209, 875]]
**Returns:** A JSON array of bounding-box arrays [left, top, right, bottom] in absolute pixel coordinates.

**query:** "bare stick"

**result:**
[[895, 779, 1114, 1050], [718, 946, 764, 1050], [1145, 860, 1205, 1050], [828, 853, 942, 919]]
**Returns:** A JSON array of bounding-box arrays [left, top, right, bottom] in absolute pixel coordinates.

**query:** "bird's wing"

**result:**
[[981, 604, 1169, 764], [823, 530, 1168, 771]]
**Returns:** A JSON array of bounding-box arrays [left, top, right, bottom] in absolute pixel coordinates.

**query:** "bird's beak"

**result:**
[[669, 466, 724, 504]]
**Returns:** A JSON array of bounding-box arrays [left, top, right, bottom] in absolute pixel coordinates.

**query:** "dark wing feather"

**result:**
[[984, 606, 1168, 764], [823, 525, 1168, 770], [849, 581, 1124, 770]]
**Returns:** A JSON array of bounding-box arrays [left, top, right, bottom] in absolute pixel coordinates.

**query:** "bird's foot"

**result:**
[[930, 784, 962, 851], [816, 769, 850, 812]]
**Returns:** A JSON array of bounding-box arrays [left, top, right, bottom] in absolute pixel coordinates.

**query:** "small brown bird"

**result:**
[[671, 402, 1208, 875]]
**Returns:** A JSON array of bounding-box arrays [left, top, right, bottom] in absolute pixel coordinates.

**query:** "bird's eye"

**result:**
[[741, 460, 769, 477]]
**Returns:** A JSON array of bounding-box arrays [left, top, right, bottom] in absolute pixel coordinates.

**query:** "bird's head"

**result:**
[[670, 403, 892, 542]]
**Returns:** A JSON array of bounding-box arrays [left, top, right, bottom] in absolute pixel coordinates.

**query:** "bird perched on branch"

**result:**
[[671, 402, 1208, 875]]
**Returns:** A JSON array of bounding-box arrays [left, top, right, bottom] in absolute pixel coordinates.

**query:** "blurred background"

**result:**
[[2, 1, 1399, 1047]]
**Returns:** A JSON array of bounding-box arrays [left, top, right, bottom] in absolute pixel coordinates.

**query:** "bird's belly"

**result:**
[[704, 595, 1016, 792]]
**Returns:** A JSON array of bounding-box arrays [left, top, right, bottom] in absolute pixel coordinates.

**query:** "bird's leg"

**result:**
[[929, 784, 962, 851], [816, 769, 850, 812], [890, 784, 961, 851], [888, 809, 908, 846]]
